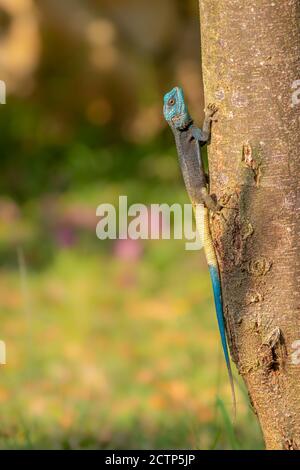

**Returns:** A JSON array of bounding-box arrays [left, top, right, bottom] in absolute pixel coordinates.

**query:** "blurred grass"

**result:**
[[0, 183, 264, 450]]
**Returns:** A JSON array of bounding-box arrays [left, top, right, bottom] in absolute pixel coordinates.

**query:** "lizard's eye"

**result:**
[[168, 98, 176, 106]]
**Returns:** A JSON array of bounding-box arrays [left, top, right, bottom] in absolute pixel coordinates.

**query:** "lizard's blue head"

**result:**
[[163, 86, 192, 130]]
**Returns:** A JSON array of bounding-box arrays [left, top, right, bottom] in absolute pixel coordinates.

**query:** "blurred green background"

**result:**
[[0, 0, 263, 449]]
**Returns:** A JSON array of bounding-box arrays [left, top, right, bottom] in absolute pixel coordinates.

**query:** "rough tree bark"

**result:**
[[199, 0, 300, 449]]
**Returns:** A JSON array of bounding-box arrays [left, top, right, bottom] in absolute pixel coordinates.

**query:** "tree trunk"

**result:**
[[199, 0, 300, 449]]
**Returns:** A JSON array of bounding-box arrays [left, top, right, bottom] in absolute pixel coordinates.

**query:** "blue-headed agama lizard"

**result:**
[[163, 86, 236, 416]]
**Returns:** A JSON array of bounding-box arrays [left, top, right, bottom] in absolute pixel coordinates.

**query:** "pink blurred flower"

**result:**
[[113, 238, 143, 261], [55, 226, 76, 248]]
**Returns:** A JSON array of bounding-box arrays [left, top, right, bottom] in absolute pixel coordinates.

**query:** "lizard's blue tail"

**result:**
[[208, 264, 236, 418], [194, 205, 236, 417]]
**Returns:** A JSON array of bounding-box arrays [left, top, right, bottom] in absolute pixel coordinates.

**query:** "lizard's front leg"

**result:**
[[200, 103, 218, 144]]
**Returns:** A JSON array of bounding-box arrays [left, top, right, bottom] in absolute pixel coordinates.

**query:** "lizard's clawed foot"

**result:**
[[203, 192, 223, 213], [205, 103, 218, 121], [209, 197, 226, 222]]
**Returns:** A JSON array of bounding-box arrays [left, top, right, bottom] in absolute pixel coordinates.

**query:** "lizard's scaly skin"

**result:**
[[203, 208, 236, 416], [195, 205, 236, 416], [163, 87, 236, 416]]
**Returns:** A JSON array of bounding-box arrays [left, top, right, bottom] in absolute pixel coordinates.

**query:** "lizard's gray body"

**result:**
[[163, 86, 236, 416]]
